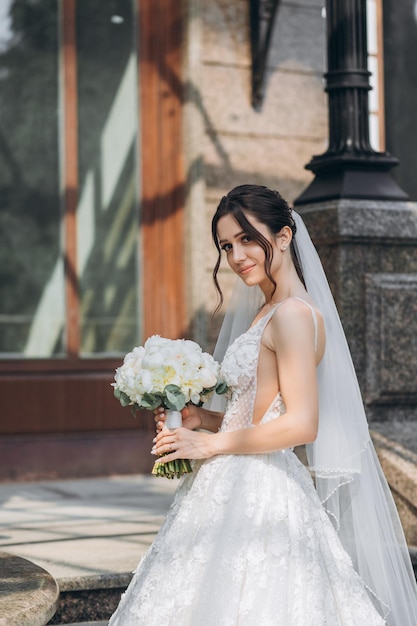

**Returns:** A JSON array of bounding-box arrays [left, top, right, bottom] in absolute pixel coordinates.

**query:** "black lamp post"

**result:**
[[294, 0, 408, 205]]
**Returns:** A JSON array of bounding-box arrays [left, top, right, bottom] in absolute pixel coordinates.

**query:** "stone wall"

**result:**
[[183, 0, 328, 348]]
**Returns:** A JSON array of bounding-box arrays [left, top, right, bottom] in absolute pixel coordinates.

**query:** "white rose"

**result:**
[[164, 354, 185, 373], [199, 367, 218, 389], [132, 346, 145, 360], [150, 365, 181, 393], [122, 351, 134, 367], [140, 370, 154, 393], [187, 349, 205, 368], [183, 339, 202, 352], [190, 391, 201, 405], [131, 389, 143, 405], [144, 335, 168, 353], [201, 351, 219, 371], [142, 351, 164, 369]]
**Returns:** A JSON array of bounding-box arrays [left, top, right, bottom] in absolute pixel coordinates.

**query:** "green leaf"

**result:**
[[215, 381, 228, 395], [115, 390, 131, 407], [164, 385, 186, 411], [164, 384, 182, 395], [140, 394, 162, 410]]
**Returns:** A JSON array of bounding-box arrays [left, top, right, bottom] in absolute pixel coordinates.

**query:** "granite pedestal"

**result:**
[[298, 200, 417, 422]]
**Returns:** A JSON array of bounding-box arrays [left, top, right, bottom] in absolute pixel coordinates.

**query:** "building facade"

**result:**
[[0, 0, 412, 479]]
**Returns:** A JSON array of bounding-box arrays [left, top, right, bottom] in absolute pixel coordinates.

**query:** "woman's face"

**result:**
[[216, 212, 283, 290]]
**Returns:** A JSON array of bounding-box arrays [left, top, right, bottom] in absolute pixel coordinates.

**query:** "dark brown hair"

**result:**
[[211, 184, 304, 310]]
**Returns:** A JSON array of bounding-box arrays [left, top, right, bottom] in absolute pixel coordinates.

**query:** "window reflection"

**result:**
[[76, 0, 140, 356], [0, 0, 140, 358], [0, 0, 62, 356]]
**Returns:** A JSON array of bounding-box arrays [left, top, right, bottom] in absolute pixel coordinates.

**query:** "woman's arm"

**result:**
[[154, 300, 320, 460]]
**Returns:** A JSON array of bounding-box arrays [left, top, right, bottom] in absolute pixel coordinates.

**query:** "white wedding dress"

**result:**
[[109, 303, 385, 625]]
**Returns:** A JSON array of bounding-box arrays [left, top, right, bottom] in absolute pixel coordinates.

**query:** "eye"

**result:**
[[241, 235, 252, 243], [221, 243, 232, 253]]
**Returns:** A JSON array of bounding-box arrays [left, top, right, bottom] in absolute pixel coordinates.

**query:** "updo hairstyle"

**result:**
[[211, 184, 304, 309]]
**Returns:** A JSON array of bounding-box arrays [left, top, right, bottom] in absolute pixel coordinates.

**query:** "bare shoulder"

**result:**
[[264, 297, 325, 359], [273, 297, 319, 325]]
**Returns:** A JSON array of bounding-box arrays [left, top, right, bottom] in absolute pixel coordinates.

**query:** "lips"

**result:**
[[238, 264, 256, 275]]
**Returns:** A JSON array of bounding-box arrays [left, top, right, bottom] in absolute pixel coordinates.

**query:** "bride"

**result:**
[[109, 185, 417, 625]]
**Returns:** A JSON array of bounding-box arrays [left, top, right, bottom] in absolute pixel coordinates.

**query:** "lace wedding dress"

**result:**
[[109, 303, 385, 625]]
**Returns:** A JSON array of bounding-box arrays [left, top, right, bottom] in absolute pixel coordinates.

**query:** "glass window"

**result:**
[[76, 0, 140, 356], [0, 0, 62, 356], [0, 0, 141, 359]]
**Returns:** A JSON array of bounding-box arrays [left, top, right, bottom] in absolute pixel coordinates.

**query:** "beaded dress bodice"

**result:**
[[219, 305, 285, 432]]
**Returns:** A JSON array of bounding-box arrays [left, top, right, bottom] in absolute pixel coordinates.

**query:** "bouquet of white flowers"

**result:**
[[113, 335, 227, 478]]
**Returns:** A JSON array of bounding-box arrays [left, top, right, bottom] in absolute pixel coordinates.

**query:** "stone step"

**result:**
[[47, 573, 131, 625], [64, 622, 107, 626]]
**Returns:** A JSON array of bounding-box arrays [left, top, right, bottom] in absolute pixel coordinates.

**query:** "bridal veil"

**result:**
[[210, 211, 417, 625]]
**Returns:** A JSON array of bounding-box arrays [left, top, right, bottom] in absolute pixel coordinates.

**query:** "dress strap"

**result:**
[[290, 297, 318, 351], [256, 298, 318, 351]]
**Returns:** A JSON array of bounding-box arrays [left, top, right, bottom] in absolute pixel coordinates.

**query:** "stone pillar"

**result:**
[[298, 200, 417, 423]]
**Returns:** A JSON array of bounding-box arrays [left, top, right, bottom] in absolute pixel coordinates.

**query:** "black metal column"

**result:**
[[294, 0, 408, 205]]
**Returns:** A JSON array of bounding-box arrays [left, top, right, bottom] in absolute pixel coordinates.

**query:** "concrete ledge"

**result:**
[[47, 573, 132, 625], [0, 551, 59, 626]]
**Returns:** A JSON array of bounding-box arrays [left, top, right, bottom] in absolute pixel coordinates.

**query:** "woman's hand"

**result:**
[[153, 404, 203, 434], [151, 427, 214, 463]]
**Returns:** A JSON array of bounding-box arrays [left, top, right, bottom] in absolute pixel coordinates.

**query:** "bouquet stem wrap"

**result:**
[[152, 410, 193, 479]]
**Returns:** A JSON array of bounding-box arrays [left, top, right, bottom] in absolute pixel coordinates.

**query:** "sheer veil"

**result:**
[[210, 211, 417, 624]]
